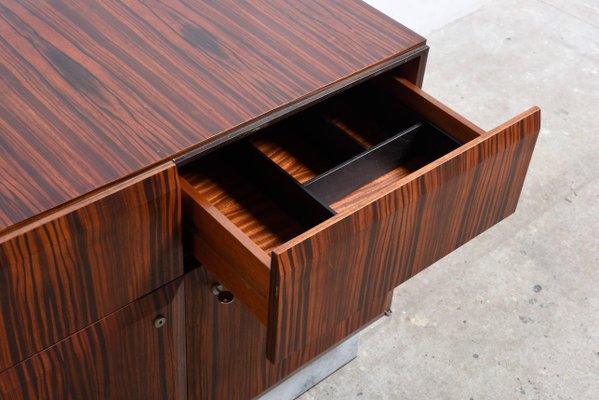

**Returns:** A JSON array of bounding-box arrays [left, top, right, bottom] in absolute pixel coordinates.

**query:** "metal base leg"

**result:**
[[256, 336, 359, 400]]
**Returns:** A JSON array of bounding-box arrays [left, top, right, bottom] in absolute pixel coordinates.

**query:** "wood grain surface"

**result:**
[[0, 279, 186, 400], [0, 164, 182, 372], [182, 155, 307, 253], [251, 117, 366, 184], [180, 55, 431, 330], [0, 0, 424, 234], [185, 265, 391, 400], [267, 108, 541, 360], [181, 177, 271, 325], [382, 78, 485, 142]]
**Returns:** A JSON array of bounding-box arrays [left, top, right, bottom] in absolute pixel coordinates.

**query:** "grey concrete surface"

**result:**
[[363, 0, 492, 35], [300, 0, 599, 399]]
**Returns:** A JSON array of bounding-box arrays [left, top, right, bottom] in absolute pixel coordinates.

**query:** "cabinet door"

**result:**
[[0, 163, 183, 371], [0, 279, 186, 400], [185, 265, 390, 400]]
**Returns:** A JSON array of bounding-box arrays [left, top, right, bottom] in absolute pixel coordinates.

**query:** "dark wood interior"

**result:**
[[317, 84, 420, 148]]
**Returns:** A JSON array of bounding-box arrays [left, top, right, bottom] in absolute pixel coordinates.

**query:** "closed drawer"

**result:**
[[0, 279, 186, 400], [0, 164, 183, 371], [181, 77, 540, 361]]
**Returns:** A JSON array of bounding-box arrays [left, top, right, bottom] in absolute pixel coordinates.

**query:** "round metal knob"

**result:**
[[154, 315, 167, 328], [212, 284, 235, 304]]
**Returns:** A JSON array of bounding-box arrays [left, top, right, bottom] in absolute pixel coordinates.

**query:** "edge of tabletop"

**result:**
[[0, 43, 428, 240]]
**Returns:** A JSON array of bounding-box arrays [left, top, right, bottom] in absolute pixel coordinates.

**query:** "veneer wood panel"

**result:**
[[0, 164, 182, 371], [0, 0, 425, 233], [0, 279, 186, 400], [267, 108, 541, 360], [185, 265, 391, 400], [381, 78, 486, 141]]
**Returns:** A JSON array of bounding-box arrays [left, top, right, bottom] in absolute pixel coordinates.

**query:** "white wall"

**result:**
[[363, 0, 493, 35]]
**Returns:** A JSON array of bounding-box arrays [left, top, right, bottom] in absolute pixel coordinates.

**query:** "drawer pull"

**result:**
[[212, 284, 235, 304], [153, 315, 167, 329]]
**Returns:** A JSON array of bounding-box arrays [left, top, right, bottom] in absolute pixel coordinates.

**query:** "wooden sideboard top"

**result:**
[[0, 0, 424, 235]]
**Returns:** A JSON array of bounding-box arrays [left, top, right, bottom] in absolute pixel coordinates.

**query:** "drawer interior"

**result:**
[[318, 85, 420, 148], [181, 80, 465, 251], [181, 144, 335, 252], [180, 71, 540, 363]]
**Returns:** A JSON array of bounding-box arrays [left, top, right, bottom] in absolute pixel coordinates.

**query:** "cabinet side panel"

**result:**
[[0, 164, 183, 371]]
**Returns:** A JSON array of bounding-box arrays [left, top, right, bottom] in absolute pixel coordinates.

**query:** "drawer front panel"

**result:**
[[268, 108, 541, 360], [0, 279, 186, 400], [0, 164, 183, 371]]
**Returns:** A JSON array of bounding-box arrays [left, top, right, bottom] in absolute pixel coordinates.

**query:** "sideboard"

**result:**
[[0, 1, 540, 399]]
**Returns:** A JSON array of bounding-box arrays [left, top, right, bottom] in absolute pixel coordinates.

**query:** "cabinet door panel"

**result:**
[[185, 266, 389, 400]]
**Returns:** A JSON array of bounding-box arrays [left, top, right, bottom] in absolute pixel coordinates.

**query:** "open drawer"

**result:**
[[180, 78, 540, 362]]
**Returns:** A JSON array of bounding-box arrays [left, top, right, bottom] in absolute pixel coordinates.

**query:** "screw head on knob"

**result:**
[[212, 283, 235, 304]]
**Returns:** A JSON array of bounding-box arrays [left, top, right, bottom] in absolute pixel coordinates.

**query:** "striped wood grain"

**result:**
[[185, 265, 391, 400], [267, 108, 541, 360], [0, 0, 424, 233], [180, 51, 431, 329], [0, 164, 182, 371], [0, 279, 186, 400]]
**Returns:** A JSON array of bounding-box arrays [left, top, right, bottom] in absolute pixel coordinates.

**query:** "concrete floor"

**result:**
[[300, 0, 599, 399], [363, 0, 492, 35]]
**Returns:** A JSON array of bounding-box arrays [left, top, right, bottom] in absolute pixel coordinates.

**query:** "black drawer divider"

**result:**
[[303, 122, 462, 205], [235, 142, 337, 228], [308, 115, 368, 156]]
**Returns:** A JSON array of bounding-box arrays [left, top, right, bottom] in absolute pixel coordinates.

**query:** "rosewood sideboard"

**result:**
[[0, 1, 540, 399]]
